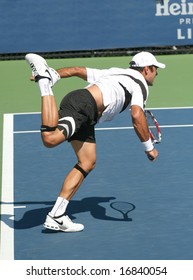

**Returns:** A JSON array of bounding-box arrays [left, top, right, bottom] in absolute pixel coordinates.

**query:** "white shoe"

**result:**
[[44, 213, 84, 232], [25, 53, 60, 86]]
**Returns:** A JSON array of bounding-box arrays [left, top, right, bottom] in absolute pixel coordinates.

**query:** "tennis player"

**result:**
[[25, 51, 165, 232]]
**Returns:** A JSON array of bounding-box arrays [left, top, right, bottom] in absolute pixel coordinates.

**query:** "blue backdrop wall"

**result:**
[[0, 0, 193, 53]]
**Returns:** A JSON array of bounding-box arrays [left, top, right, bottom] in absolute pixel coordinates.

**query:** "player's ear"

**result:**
[[141, 66, 149, 77], [143, 66, 149, 73]]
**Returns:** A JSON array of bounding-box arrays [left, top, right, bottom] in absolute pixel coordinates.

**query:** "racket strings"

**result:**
[[111, 202, 135, 213]]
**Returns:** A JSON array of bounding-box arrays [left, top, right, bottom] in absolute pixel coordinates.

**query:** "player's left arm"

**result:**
[[52, 67, 111, 82], [57, 67, 111, 82], [57, 66, 88, 80]]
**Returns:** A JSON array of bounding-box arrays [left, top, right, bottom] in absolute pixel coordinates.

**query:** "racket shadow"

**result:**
[[110, 201, 136, 221]]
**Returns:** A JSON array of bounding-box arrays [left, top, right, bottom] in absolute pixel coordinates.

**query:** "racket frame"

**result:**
[[110, 201, 135, 220], [145, 110, 161, 144]]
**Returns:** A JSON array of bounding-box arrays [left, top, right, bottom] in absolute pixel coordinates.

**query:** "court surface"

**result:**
[[1, 107, 193, 260]]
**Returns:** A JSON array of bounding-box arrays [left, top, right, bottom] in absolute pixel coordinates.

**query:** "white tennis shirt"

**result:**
[[86, 67, 149, 123]]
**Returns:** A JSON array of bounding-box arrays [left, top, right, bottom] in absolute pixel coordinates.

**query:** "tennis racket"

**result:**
[[145, 110, 161, 144], [110, 201, 135, 221]]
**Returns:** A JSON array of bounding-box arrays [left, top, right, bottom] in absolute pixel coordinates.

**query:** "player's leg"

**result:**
[[60, 140, 96, 199], [40, 95, 66, 148], [44, 140, 96, 232], [25, 53, 66, 147]]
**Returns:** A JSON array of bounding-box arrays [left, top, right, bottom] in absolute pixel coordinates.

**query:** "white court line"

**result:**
[[14, 130, 40, 134], [0, 114, 14, 260], [96, 124, 193, 131], [160, 124, 193, 128], [13, 124, 193, 134], [147, 106, 193, 110]]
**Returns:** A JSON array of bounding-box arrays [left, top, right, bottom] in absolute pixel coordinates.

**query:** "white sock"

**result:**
[[50, 197, 69, 217], [38, 78, 54, 96]]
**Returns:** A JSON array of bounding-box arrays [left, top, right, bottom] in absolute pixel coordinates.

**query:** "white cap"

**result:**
[[130, 51, 166, 69]]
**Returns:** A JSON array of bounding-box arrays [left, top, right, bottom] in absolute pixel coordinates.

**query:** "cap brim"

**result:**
[[155, 62, 166, 69]]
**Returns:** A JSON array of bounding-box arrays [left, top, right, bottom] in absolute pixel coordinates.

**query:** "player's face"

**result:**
[[146, 66, 158, 86]]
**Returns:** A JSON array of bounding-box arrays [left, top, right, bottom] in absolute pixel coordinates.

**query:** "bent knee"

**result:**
[[41, 132, 63, 148], [79, 160, 96, 173], [42, 134, 55, 148], [87, 161, 96, 172]]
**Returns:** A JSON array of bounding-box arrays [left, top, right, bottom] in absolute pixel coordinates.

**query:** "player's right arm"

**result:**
[[130, 105, 158, 161]]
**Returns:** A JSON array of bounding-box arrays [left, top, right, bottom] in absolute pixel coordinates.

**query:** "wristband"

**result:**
[[142, 138, 154, 152]]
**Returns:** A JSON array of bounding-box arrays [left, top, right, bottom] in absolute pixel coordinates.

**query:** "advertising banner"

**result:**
[[0, 0, 192, 54], [155, 0, 193, 44]]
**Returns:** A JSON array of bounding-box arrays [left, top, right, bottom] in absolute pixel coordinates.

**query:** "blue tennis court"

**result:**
[[1, 107, 193, 260]]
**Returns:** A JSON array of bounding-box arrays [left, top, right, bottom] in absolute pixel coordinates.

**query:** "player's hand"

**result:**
[[145, 148, 158, 161]]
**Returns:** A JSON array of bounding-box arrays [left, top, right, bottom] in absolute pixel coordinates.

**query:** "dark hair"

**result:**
[[129, 60, 144, 72]]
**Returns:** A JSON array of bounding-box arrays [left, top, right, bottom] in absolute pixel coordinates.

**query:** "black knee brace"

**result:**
[[74, 164, 88, 178], [40, 125, 57, 132]]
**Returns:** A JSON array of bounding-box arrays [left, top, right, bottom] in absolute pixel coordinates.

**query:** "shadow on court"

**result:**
[[0, 197, 136, 230]]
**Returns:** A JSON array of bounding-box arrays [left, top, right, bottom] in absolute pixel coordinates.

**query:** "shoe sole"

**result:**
[[43, 222, 84, 233], [44, 222, 60, 231], [25, 53, 49, 77], [25, 53, 47, 67]]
